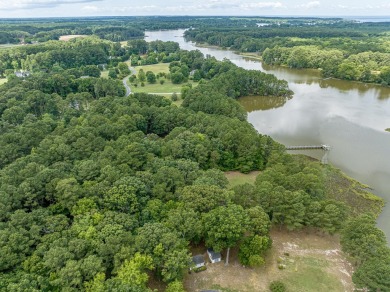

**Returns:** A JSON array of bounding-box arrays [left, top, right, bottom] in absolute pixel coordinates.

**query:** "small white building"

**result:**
[[207, 248, 221, 264], [191, 254, 205, 269], [15, 71, 30, 78]]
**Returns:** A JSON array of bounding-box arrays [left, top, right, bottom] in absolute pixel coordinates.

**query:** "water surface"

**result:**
[[145, 30, 390, 241]]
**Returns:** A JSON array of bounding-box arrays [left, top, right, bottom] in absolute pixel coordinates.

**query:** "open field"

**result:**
[[101, 70, 109, 79], [225, 171, 260, 188], [134, 63, 170, 74], [0, 44, 23, 49], [59, 35, 87, 41], [0, 78, 7, 86], [131, 81, 194, 94], [185, 228, 354, 292], [130, 63, 197, 95]]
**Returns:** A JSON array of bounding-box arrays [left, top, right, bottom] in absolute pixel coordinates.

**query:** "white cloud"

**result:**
[[297, 1, 320, 9], [240, 2, 285, 9], [82, 4, 159, 13], [0, 0, 102, 10]]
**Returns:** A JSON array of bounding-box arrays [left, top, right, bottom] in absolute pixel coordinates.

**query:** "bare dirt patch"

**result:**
[[184, 228, 354, 292], [59, 35, 88, 41]]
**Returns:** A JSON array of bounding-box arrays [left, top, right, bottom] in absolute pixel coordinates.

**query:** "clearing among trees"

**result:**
[[185, 228, 354, 292]]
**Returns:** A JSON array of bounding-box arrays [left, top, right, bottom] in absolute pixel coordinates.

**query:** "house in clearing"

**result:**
[[191, 254, 205, 269], [207, 248, 221, 264]]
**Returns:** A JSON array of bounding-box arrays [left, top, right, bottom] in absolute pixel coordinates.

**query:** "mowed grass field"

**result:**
[[135, 63, 170, 74]]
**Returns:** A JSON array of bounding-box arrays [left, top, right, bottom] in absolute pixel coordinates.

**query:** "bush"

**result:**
[[141, 82, 145, 87], [194, 266, 207, 273], [278, 264, 286, 270], [171, 92, 178, 101], [160, 79, 165, 85], [270, 280, 286, 292]]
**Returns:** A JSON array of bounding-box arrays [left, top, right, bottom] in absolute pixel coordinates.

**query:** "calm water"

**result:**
[[145, 30, 390, 242]]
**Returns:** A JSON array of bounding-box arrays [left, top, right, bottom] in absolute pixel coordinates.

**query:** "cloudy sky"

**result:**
[[0, 0, 389, 18]]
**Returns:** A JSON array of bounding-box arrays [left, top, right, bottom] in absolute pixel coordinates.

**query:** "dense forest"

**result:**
[[0, 17, 389, 291]]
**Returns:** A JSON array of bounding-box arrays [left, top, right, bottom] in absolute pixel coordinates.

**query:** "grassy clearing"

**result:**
[[59, 35, 87, 41], [134, 63, 170, 74], [184, 228, 354, 292], [130, 63, 198, 95], [131, 81, 196, 94], [0, 78, 7, 86], [225, 171, 260, 188], [0, 44, 23, 50], [100, 70, 109, 79]]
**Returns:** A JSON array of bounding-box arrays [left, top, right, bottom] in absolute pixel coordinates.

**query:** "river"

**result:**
[[145, 29, 390, 242]]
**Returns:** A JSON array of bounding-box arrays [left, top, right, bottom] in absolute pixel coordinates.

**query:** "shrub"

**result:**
[[194, 266, 207, 273], [270, 280, 286, 292]]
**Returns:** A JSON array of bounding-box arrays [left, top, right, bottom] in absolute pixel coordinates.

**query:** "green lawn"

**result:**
[[100, 70, 109, 79], [130, 63, 197, 95], [131, 80, 196, 94], [225, 171, 260, 188], [281, 256, 345, 292], [0, 78, 7, 85], [134, 63, 170, 74], [0, 44, 22, 50]]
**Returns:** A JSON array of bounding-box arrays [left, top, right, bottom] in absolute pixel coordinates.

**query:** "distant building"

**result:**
[[14, 71, 30, 78], [207, 248, 221, 264], [191, 254, 205, 269]]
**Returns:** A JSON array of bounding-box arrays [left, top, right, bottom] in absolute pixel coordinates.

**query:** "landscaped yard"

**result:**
[[130, 63, 198, 96], [184, 228, 354, 292]]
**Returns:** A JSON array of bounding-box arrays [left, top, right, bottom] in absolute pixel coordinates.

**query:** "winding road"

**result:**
[[122, 66, 136, 97]]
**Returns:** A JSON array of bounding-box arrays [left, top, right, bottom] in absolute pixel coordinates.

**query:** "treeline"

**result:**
[[263, 46, 390, 85], [0, 16, 360, 45], [184, 21, 390, 86]]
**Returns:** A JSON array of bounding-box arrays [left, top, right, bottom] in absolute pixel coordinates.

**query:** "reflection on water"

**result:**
[[145, 29, 390, 243], [239, 95, 290, 112]]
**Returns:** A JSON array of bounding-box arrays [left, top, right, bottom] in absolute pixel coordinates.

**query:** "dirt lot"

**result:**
[[184, 228, 354, 292]]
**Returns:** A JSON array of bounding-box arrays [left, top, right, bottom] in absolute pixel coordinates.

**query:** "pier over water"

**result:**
[[286, 145, 331, 164]]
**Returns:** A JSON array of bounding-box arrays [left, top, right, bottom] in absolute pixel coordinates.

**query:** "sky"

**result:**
[[0, 0, 389, 18]]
